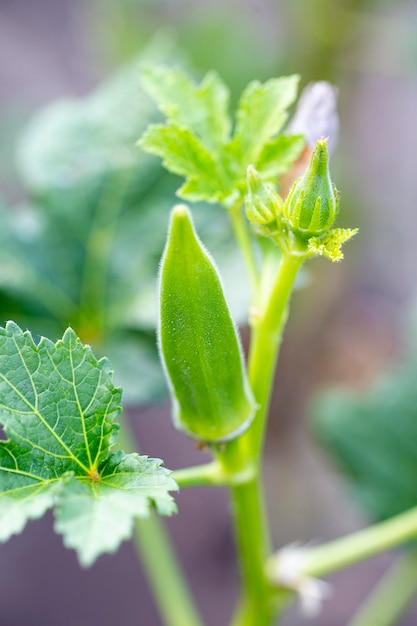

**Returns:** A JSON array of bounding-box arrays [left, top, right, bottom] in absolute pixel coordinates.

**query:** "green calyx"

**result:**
[[283, 138, 339, 239], [246, 165, 283, 225], [245, 165, 285, 239]]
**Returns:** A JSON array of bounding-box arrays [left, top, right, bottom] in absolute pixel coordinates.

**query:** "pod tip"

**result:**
[[172, 204, 190, 218]]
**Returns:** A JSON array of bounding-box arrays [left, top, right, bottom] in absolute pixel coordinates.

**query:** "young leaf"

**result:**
[[159, 206, 256, 442], [0, 322, 177, 565], [140, 64, 231, 151], [229, 76, 300, 165], [139, 124, 223, 202], [256, 134, 305, 178], [139, 66, 302, 208]]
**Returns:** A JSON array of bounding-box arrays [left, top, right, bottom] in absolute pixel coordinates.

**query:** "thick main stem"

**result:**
[[229, 478, 275, 625], [218, 438, 274, 625], [222, 253, 303, 626], [243, 252, 304, 460]]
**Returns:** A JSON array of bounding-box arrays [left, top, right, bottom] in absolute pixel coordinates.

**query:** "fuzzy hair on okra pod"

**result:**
[[158, 205, 256, 443]]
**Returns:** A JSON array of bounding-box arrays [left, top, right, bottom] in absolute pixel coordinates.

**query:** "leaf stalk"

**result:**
[[172, 461, 256, 488], [347, 548, 417, 626], [229, 203, 260, 297], [302, 505, 417, 579]]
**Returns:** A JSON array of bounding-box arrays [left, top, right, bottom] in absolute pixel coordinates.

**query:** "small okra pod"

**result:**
[[158, 205, 256, 443]]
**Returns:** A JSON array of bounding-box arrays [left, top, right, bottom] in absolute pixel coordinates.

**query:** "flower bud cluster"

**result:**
[[245, 138, 339, 250]]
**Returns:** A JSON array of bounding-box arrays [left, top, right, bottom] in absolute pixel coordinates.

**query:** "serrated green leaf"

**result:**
[[313, 322, 417, 521], [0, 322, 176, 564], [0, 479, 59, 541], [159, 206, 256, 442], [140, 65, 231, 151], [256, 134, 305, 178], [139, 124, 223, 202], [55, 452, 176, 567], [139, 67, 303, 208], [229, 75, 300, 164]]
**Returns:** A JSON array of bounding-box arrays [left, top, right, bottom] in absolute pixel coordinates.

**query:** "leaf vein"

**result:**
[[68, 333, 93, 469], [0, 372, 89, 474]]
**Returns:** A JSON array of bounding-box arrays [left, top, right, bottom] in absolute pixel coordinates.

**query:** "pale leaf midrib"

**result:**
[[68, 333, 94, 469]]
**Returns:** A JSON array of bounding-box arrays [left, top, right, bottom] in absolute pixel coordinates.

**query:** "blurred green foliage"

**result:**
[[0, 40, 249, 404], [91, 0, 282, 99], [91, 0, 398, 88], [313, 304, 417, 521]]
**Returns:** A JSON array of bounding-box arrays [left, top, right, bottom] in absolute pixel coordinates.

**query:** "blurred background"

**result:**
[[1, 0, 417, 624]]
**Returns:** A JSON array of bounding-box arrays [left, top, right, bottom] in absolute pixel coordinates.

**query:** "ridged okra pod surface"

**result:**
[[158, 205, 256, 442]]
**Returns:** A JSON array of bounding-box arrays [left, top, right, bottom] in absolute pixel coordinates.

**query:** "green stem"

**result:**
[[172, 462, 223, 487], [134, 515, 204, 626], [229, 204, 259, 296], [173, 251, 304, 624], [303, 505, 417, 579], [172, 461, 256, 488], [228, 477, 275, 625], [216, 440, 274, 626], [118, 416, 204, 626], [220, 252, 303, 626], [243, 252, 304, 460], [347, 549, 417, 626]]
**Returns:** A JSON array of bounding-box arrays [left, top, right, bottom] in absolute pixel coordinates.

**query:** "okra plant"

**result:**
[[0, 64, 415, 626]]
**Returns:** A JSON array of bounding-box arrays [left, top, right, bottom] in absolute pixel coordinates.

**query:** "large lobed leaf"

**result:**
[[0, 322, 177, 566], [0, 52, 253, 405], [0, 48, 180, 405]]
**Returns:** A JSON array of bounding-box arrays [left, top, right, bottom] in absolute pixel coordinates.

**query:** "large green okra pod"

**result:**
[[159, 205, 256, 443]]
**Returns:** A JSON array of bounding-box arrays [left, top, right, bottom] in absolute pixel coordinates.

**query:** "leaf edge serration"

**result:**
[[0, 322, 177, 566]]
